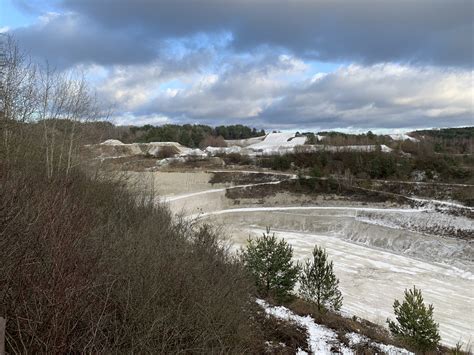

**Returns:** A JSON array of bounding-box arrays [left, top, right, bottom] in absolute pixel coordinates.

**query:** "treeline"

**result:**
[[18, 121, 267, 149], [410, 127, 474, 154], [127, 124, 265, 148], [316, 128, 474, 155], [256, 150, 472, 183], [413, 127, 474, 140], [316, 130, 391, 146]]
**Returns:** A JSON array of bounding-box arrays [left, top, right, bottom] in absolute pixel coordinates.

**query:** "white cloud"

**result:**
[[262, 63, 473, 129], [90, 55, 472, 129], [111, 113, 170, 126]]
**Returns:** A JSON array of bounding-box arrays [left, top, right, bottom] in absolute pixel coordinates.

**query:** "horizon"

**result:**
[[1, 0, 473, 130], [108, 122, 474, 136]]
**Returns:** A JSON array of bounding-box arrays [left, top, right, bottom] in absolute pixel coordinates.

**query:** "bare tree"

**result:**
[[38, 67, 100, 177], [0, 34, 102, 178], [0, 35, 38, 161]]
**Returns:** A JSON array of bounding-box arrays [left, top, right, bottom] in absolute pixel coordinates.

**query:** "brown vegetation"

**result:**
[[209, 171, 284, 185], [0, 37, 267, 353], [199, 134, 228, 149], [224, 175, 407, 205], [153, 144, 180, 159], [0, 121, 276, 352], [253, 308, 309, 354], [221, 152, 253, 166]]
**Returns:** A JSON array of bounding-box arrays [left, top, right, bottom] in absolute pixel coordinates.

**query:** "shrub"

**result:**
[[222, 152, 252, 165], [305, 133, 318, 145], [310, 165, 322, 178], [299, 246, 343, 312], [0, 147, 262, 352], [199, 135, 228, 149], [270, 155, 292, 170], [387, 286, 441, 352], [154, 145, 180, 159], [241, 228, 300, 302]]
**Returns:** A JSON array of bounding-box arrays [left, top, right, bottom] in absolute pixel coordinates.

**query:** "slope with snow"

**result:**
[[389, 133, 419, 142], [90, 132, 399, 161], [257, 299, 413, 355], [86, 140, 208, 160], [210, 132, 308, 156], [224, 136, 266, 147], [245, 132, 307, 153]]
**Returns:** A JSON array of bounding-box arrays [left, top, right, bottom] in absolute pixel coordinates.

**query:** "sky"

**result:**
[[1, 0, 473, 131]]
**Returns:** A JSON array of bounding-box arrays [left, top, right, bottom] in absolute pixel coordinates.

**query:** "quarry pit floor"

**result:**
[[127, 170, 474, 348]]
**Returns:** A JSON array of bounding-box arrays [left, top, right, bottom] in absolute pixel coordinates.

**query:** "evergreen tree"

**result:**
[[299, 245, 342, 312], [242, 228, 299, 301], [305, 132, 318, 145], [387, 286, 441, 352]]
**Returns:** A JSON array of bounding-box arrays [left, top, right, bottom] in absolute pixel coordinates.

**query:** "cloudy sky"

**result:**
[[1, 0, 473, 131]]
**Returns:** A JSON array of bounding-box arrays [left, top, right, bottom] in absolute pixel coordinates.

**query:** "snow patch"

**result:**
[[346, 332, 414, 354], [192, 206, 431, 220], [257, 299, 413, 355], [100, 139, 124, 145], [205, 146, 242, 155], [256, 299, 351, 354], [389, 134, 419, 142]]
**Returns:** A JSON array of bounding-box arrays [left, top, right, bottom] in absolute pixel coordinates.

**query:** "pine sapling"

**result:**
[[299, 245, 343, 312], [387, 286, 441, 352], [241, 227, 300, 301]]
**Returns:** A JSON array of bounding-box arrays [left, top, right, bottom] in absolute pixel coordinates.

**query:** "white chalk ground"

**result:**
[[92, 132, 403, 162]]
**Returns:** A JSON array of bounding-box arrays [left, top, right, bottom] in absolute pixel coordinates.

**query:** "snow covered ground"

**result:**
[[87, 140, 205, 159], [211, 133, 394, 155], [245, 132, 307, 153], [257, 299, 413, 355], [198, 210, 472, 346], [388, 133, 419, 142]]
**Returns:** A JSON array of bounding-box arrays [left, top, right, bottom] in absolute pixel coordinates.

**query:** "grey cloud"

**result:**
[[13, 12, 157, 68], [9, 0, 472, 130], [56, 0, 473, 67], [134, 54, 305, 120]]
